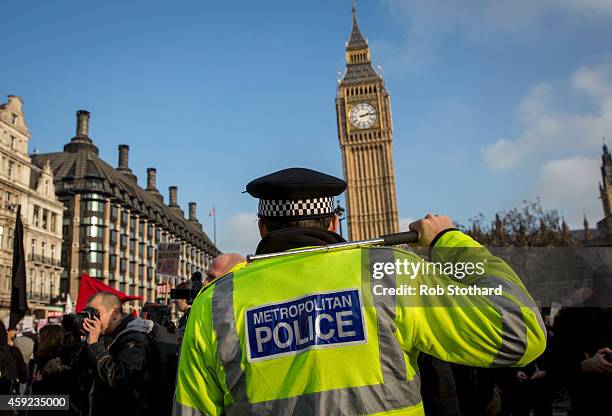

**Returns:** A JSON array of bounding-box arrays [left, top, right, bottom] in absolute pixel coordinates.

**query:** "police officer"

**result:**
[[175, 168, 547, 416]]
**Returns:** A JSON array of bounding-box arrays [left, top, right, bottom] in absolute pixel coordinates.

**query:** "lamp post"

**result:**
[[335, 200, 346, 239], [50, 278, 55, 303]]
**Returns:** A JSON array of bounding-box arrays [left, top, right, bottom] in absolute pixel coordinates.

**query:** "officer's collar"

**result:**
[[255, 227, 345, 255]]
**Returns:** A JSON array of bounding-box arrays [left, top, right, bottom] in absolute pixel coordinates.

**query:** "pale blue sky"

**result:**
[[3, 0, 612, 254]]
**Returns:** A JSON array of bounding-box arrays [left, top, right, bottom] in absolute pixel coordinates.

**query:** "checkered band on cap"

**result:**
[[258, 197, 335, 218]]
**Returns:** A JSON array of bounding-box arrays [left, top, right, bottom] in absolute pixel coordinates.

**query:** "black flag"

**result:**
[[9, 205, 27, 330]]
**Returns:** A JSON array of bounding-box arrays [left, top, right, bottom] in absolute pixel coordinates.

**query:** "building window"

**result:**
[[88, 268, 102, 278], [111, 205, 119, 222], [41, 242, 46, 258], [7, 160, 14, 178], [45, 180, 49, 196], [81, 225, 103, 239], [82, 215, 103, 226], [10, 136, 15, 150], [89, 241, 102, 251], [50, 213, 57, 232], [7, 228, 12, 248], [51, 245, 55, 261], [0, 226, 3, 249], [82, 200, 104, 213], [33, 206, 40, 227], [30, 239, 36, 258], [42, 209, 49, 229], [88, 251, 103, 264]]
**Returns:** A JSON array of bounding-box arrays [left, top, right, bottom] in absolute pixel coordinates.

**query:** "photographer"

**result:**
[[82, 291, 157, 416]]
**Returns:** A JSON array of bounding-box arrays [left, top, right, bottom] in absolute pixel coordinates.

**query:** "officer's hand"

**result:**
[[516, 370, 528, 382], [580, 348, 612, 374], [409, 214, 455, 247]]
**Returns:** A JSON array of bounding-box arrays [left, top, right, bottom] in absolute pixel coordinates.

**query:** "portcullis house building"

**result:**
[[32, 110, 220, 304]]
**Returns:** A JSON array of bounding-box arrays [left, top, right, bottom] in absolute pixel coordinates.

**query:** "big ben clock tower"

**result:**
[[336, 4, 400, 240]]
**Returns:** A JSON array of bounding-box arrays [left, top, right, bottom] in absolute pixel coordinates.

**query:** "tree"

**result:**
[[461, 199, 574, 247]]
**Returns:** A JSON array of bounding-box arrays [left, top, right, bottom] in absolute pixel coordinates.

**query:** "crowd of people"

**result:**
[[419, 275, 612, 416], [0, 252, 609, 415], [0, 253, 245, 416]]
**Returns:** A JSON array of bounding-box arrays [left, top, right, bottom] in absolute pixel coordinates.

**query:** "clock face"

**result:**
[[349, 102, 377, 129]]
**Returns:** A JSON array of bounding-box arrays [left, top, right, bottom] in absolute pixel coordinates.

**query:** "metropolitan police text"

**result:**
[[253, 295, 352, 325], [246, 290, 366, 362], [372, 259, 486, 280]]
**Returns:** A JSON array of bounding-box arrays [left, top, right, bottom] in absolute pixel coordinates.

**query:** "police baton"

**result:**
[[246, 230, 419, 263]]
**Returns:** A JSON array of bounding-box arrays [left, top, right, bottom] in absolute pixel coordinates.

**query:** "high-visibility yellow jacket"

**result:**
[[174, 230, 547, 415]]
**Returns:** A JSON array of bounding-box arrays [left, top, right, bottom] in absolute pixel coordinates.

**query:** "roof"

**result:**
[[347, 6, 368, 51], [341, 63, 380, 84], [341, 4, 381, 85], [32, 146, 220, 255]]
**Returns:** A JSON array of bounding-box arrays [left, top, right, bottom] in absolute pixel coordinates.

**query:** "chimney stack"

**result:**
[[146, 168, 157, 191], [169, 186, 178, 207], [64, 110, 99, 154], [188, 202, 197, 222], [116, 144, 138, 183], [118, 144, 130, 171], [145, 168, 163, 202], [76, 110, 90, 137]]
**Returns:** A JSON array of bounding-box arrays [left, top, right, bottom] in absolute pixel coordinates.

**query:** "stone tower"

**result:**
[[598, 142, 612, 239], [335, 4, 400, 240]]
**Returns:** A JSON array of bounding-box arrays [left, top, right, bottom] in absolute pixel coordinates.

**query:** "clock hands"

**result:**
[[357, 112, 375, 119]]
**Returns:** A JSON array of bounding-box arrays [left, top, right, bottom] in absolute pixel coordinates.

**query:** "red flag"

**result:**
[[75, 273, 142, 313]]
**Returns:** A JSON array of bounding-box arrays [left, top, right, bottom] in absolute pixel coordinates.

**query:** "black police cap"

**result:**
[[246, 168, 346, 219]]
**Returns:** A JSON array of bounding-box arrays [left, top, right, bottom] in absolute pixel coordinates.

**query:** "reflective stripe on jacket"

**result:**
[[174, 230, 547, 415]]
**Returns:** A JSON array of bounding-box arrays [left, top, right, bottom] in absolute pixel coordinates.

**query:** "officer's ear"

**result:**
[[258, 218, 268, 237], [329, 214, 339, 233]]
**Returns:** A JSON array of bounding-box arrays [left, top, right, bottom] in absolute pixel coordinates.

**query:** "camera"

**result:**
[[62, 307, 100, 334], [169, 272, 203, 304]]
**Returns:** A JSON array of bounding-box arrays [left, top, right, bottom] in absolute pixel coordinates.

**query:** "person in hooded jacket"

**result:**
[[82, 291, 159, 416], [0, 321, 26, 394]]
